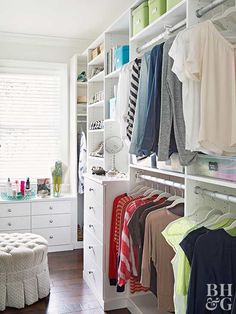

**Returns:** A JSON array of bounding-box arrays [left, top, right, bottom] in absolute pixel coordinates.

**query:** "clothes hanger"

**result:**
[[130, 186, 150, 197], [129, 184, 144, 195], [211, 5, 236, 44], [153, 185, 172, 202], [224, 219, 236, 231], [142, 188, 163, 200], [166, 197, 184, 209], [205, 196, 236, 228], [166, 188, 182, 202]]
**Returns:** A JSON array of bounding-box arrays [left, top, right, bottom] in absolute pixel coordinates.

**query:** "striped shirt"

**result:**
[[127, 58, 142, 141]]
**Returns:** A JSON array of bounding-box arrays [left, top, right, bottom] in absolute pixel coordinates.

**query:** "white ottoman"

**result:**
[[0, 233, 50, 311]]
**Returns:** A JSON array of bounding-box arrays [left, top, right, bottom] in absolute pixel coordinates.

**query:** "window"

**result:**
[[0, 60, 68, 180]]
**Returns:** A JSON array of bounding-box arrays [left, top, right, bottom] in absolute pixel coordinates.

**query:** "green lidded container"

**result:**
[[148, 0, 166, 24], [132, 1, 149, 36], [167, 0, 182, 11]]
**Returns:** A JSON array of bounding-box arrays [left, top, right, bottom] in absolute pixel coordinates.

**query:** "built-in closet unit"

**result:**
[[69, 0, 236, 312], [84, 11, 130, 174], [70, 54, 88, 248]]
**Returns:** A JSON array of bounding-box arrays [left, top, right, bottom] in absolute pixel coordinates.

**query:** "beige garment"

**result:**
[[185, 20, 236, 155], [140, 208, 179, 312]]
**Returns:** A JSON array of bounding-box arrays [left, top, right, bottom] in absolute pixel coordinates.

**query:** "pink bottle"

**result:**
[[20, 181, 25, 196]]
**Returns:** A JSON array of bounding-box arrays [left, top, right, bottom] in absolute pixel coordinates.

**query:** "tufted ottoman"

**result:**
[[0, 233, 50, 311]]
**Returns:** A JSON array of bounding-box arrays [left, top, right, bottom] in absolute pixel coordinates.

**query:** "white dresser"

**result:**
[[83, 175, 129, 311], [0, 195, 77, 252]]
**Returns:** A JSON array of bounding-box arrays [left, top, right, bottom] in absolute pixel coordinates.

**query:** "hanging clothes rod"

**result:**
[[136, 173, 185, 190], [196, 0, 230, 18], [136, 19, 186, 54], [195, 186, 236, 203]]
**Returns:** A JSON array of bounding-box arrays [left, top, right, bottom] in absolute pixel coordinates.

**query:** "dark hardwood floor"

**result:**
[[4, 250, 130, 314]]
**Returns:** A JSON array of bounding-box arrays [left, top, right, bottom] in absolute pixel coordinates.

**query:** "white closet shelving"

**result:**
[[70, 0, 236, 313], [70, 54, 87, 249], [84, 11, 130, 174]]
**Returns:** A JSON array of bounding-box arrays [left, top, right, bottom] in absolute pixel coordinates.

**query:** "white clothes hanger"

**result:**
[[167, 195, 181, 201], [130, 186, 150, 197], [189, 208, 224, 225], [142, 188, 163, 200], [211, 5, 236, 44], [205, 199, 236, 228], [223, 219, 236, 231], [142, 188, 155, 196], [153, 188, 172, 202], [129, 184, 144, 195], [166, 198, 185, 209]]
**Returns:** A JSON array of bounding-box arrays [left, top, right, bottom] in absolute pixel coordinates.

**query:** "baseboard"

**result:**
[[48, 244, 73, 252], [74, 241, 83, 249], [104, 298, 129, 311]]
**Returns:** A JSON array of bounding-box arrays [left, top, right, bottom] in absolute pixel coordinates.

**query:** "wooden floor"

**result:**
[[4, 250, 130, 314]]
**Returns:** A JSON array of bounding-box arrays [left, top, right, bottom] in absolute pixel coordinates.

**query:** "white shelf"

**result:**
[[186, 174, 236, 189], [105, 68, 121, 79], [88, 129, 104, 133], [88, 51, 104, 66], [128, 294, 159, 314], [77, 82, 87, 87], [77, 114, 87, 117], [130, 164, 185, 178], [130, 0, 186, 42], [88, 100, 104, 108], [88, 156, 104, 161], [88, 70, 104, 83]]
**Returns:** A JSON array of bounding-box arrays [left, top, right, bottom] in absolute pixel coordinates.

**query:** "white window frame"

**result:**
[[0, 59, 69, 185]]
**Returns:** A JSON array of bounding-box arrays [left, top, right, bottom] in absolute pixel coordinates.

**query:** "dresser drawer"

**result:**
[[84, 253, 103, 300], [32, 201, 71, 215], [84, 230, 103, 270], [32, 227, 71, 246], [84, 213, 103, 243], [32, 214, 71, 229], [0, 216, 30, 231], [0, 203, 30, 217], [85, 178, 103, 207], [84, 200, 103, 223]]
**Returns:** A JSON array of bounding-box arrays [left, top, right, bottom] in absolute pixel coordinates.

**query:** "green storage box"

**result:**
[[167, 0, 182, 10], [132, 1, 149, 36], [148, 0, 166, 24]]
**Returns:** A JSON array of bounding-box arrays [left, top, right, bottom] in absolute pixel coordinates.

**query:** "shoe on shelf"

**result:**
[[90, 142, 104, 158], [77, 71, 87, 82]]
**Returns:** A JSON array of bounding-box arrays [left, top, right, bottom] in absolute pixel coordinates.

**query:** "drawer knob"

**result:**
[[49, 206, 53, 210], [88, 270, 94, 274], [89, 224, 94, 228], [8, 209, 12, 213], [89, 188, 94, 192], [88, 245, 93, 250], [49, 235, 54, 239], [49, 220, 53, 224], [8, 222, 12, 226], [89, 206, 94, 210]]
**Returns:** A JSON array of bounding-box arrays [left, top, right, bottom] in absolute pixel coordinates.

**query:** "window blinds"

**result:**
[[0, 71, 62, 179]]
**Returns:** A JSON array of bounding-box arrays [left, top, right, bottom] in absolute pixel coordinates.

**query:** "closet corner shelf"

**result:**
[[105, 68, 121, 79], [88, 156, 104, 161], [88, 70, 104, 83], [130, 164, 185, 178], [186, 174, 236, 189], [128, 293, 158, 314], [130, 0, 186, 43], [77, 82, 87, 87], [88, 51, 105, 66], [88, 129, 104, 133], [88, 100, 104, 108]]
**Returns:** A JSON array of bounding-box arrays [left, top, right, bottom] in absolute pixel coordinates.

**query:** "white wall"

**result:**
[[0, 33, 90, 63]]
